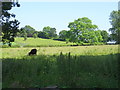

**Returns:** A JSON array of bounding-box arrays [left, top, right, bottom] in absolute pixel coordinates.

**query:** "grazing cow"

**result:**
[[28, 49, 37, 56]]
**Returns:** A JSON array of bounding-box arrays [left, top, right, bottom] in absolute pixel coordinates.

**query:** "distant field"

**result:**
[[1, 37, 76, 47]]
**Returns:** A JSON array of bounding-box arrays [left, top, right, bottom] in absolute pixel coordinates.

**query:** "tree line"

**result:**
[[17, 25, 57, 40], [17, 18, 110, 46], [1, 1, 120, 46]]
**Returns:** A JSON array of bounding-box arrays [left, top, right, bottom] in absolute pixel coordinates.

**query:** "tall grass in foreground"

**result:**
[[2, 53, 119, 88]]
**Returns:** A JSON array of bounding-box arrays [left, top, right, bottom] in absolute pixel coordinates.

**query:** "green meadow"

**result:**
[[1, 38, 76, 48], [1, 38, 119, 88], [2, 45, 118, 58]]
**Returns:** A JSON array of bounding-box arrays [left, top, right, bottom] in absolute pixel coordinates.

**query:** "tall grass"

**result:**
[[1, 45, 118, 59], [2, 53, 119, 88], [2, 45, 119, 88]]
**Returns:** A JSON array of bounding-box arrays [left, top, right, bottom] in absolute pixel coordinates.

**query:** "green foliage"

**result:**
[[109, 10, 120, 44], [33, 33, 38, 39], [1, 1, 20, 46], [59, 30, 70, 44], [23, 33, 27, 41], [22, 25, 36, 37], [59, 30, 67, 40], [94, 30, 103, 42], [43, 26, 57, 39], [64, 17, 103, 45], [100, 30, 109, 43], [33, 31, 38, 39], [38, 31, 48, 39], [20, 28, 27, 41]]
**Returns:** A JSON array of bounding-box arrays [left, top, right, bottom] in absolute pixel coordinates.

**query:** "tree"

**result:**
[[33, 32, 38, 39], [94, 30, 103, 43], [86, 30, 97, 44], [20, 28, 27, 41], [68, 17, 98, 44], [22, 25, 36, 37], [43, 26, 57, 39], [43, 26, 51, 38], [59, 30, 70, 43], [59, 30, 68, 40], [16, 32, 21, 37], [1, 1, 20, 46], [38, 31, 48, 39], [49, 28, 57, 38], [109, 10, 120, 44], [100, 30, 109, 43], [23, 32, 27, 41]]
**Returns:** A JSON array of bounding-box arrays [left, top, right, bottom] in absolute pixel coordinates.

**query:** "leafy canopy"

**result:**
[[67, 17, 103, 45], [1, 1, 20, 46], [109, 10, 120, 44]]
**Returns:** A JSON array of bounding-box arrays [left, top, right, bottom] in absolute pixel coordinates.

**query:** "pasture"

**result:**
[[1, 45, 119, 88], [1, 38, 76, 48], [1, 45, 119, 59]]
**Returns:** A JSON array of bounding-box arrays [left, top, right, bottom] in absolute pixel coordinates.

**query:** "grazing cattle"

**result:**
[[28, 49, 37, 56]]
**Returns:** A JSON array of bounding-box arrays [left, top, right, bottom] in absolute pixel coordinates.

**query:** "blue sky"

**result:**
[[10, 1, 118, 34]]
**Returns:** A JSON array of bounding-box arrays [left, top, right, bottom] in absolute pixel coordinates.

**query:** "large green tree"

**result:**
[[1, 1, 20, 46], [109, 10, 120, 44]]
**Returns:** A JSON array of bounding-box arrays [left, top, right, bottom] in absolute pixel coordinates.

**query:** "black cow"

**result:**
[[28, 49, 37, 56]]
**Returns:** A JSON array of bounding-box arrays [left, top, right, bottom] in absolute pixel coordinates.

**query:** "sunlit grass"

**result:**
[[1, 45, 118, 59], [14, 37, 75, 47], [2, 45, 119, 88]]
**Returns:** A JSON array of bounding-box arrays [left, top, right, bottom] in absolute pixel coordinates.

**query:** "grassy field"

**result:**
[[1, 38, 119, 88], [1, 38, 76, 47], [2, 53, 119, 88], [1, 45, 118, 59]]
